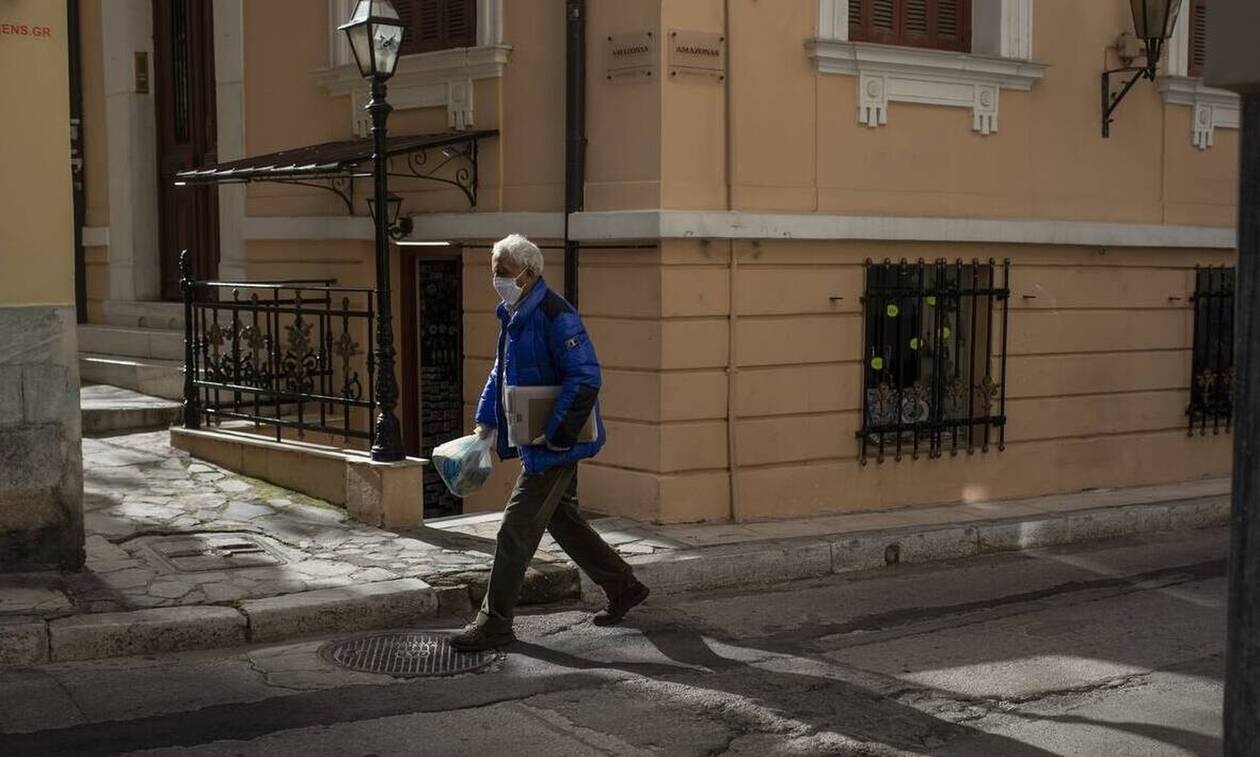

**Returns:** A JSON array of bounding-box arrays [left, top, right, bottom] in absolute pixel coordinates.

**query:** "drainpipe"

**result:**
[[68, 0, 87, 323], [723, 0, 741, 522], [563, 0, 586, 307]]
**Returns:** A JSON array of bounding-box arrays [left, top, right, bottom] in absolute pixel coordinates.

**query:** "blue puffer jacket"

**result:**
[[475, 278, 607, 474]]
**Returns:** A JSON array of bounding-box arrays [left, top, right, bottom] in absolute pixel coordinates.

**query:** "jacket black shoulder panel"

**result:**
[[539, 290, 573, 321]]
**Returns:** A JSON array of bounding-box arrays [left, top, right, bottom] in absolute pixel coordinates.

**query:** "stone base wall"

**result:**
[[0, 306, 84, 571]]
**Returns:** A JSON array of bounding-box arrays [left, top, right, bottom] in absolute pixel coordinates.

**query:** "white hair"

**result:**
[[492, 234, 544, 275]]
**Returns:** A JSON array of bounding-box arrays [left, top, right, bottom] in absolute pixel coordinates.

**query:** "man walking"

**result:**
[[450, 234, 649, 652]]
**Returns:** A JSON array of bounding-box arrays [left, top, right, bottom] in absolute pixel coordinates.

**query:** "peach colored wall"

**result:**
[[646, 0, 1239, 224], [583, 0, 663, 211], [0, 0, 74, 306], [498, 0, 564, 212], [659, 0, 727, 210], [568, 238, 1234, 524]]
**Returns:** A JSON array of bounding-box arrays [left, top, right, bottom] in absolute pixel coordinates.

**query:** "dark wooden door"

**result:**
[[154, 0, 218, 300]]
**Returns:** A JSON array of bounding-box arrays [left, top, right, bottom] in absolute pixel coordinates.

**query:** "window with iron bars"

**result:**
[[1188, 265, 1234, 435], [858, 258, 1010, 464]]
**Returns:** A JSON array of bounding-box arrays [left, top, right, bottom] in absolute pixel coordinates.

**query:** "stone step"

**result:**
[[80, 384, 182, 437], [101, 300, 185, 331], [78, 324, 184, 361], [79, 354, 184, 401]]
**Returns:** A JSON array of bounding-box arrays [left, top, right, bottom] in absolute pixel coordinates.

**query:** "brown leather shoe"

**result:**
[[449, 622, 516, 651], [593, 580, 650, 626]]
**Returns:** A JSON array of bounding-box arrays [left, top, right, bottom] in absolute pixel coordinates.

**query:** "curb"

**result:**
[[2, 494, 1229, 666], [578, 494, 1230, 601]]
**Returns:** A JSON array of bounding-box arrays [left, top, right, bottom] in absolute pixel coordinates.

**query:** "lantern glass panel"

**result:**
[[1130, 0, 1184, 41]]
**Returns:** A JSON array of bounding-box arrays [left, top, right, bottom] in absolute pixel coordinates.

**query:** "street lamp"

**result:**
[[1102, 0, 1185, 137], [367, 192, 414, 240], [340, 0, 406, 462]]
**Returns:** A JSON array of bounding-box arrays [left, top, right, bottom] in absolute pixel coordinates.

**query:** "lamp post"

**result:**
[[340, 0, 406, 462], [1101, 0, 1185, 137]]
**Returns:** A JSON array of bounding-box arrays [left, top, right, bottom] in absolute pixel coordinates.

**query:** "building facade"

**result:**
[[1, 1, 84, 570], [75, 0, 1238, 524]]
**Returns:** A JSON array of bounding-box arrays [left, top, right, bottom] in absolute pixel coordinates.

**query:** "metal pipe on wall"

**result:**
[[563, 0, 586, 307], [68, 0, 87, 323], [723, 0, 742, 522]]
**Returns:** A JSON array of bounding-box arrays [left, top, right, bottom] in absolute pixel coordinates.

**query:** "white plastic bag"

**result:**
[[432, 434, 494, 498]]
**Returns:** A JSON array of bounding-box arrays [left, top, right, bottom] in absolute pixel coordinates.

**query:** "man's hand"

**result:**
[[531, 434, 572, 452], [475, 424, 496, 445]]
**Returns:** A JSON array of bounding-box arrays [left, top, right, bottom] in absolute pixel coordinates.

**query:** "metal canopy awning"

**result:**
[[174, 129, 497, 211]]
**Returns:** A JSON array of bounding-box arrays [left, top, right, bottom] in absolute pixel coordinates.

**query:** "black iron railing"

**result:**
[[858, 258, 1011, 464], [180, 252, 376, 446], [1188, 265, 1235, 435]]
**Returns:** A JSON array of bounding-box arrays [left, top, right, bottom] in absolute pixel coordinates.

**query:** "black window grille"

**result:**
[[180, 253, 377, 446], [858, 258, 1010, 464], [1188, 265, 1235, 435]]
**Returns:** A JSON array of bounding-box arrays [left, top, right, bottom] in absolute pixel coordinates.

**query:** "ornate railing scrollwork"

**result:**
[[180, 271, 378, 447]]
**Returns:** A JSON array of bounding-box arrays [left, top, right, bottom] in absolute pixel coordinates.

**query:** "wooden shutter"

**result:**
[[1188, 0, 1208, 78], [444, 0, 476, 48], [849, 0, 970, 53], [396, 0, 476, 56]]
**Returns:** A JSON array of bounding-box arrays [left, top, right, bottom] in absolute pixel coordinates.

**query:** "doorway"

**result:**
[[153, 0, 219, 299], [403, 252, 465, 519]]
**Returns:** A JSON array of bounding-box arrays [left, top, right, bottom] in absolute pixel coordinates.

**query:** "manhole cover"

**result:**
[[320, 632, 495, 677], [136, 533, 289, 572]]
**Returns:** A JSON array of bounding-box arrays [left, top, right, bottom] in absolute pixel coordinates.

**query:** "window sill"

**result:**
[[1159, 75, 1240, 150], [314, 45, 512, 134], [806, 39, 1049, 135]]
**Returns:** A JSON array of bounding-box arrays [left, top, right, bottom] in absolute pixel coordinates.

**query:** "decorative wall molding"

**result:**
[[567, 210, 1236, 249], [243, 209, 1235, 249], [812, 0, 1038, 134], [321, 0, 508, 135], [1160, 76, 1241, 150], [807, 40, 1047, 134], [315, 45, 511, 135], [1160, 12, 1239, 149], [401, 212, 565, 242]]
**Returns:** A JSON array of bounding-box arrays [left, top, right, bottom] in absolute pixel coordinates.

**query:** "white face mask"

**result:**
[[492, 270, 528, 306]]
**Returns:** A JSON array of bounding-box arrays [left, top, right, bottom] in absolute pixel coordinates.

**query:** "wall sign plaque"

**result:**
[[605, 31, 656, 82], [668, 30, 725, 81]]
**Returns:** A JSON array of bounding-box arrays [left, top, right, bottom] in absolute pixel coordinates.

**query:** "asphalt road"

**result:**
[[0, 527, 1227, 756]]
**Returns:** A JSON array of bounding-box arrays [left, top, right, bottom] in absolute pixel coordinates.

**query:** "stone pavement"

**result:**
[[0, 428, 1231, 666]]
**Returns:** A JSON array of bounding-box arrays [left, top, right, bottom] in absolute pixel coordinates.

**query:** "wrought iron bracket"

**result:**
[[1101, 41, 1160, 139], [387, 138, 481, 208], [268, 175, 359, 215]]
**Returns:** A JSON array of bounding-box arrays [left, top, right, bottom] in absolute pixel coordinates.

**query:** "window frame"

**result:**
[[858, 257, 1010, 464]]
